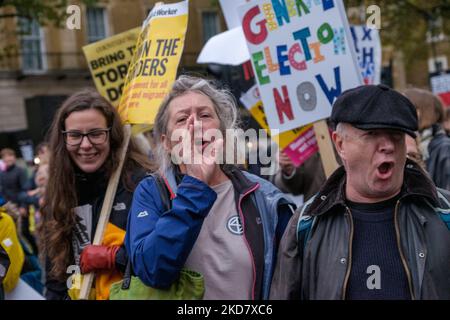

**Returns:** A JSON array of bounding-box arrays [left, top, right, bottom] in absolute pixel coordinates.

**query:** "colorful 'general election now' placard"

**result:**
[[240, 84, 317, 167], [239, 0, 362, 134]]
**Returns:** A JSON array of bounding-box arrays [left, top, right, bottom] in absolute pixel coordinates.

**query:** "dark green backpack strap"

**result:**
[[296, 196, 316, 256], [294, 203, 315, 300], [440, 212, 450, 230], [297, 215, 314, 257]]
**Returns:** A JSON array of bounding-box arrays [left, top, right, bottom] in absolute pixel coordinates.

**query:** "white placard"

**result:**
[[239, 0, 362, 133], [350, 25, 381, 85], [219, 0, 247, 29]]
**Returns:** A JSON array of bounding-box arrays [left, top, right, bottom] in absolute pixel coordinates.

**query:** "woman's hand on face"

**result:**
[[183, 115, 222, 185]]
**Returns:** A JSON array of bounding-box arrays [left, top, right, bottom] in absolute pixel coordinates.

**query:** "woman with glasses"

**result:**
[[41, 89, 154, 300]]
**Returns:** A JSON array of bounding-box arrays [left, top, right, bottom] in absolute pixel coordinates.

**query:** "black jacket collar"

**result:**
[[307, 159, 439, 217], [222, 165, 259, 196]]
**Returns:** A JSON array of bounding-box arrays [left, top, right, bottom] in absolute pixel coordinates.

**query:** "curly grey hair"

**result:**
[[153, 75, 239, 173]]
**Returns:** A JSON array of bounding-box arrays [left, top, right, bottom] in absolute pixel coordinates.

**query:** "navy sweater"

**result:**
[[346, 195, 411, 300]]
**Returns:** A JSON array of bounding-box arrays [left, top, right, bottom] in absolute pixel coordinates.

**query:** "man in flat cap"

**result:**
[[270, 84, 450, 300]]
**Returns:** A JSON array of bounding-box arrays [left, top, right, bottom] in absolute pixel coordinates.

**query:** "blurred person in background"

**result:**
[[22, 142, 50, 209], [0, 202, 25, 298], [405, 134, 426, 170], [0, 148, 37, 254], [404, 88, 450, 190], [271, 151, 326, 203], [442, 107, 450, 137]]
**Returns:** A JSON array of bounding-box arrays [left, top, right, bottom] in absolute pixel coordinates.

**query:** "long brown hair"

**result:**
[[404, 88, 444, 131], [41, 88, 154, 280]]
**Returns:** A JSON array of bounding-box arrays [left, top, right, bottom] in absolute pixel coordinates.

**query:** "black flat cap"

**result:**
[[331, 84, 418, 137]]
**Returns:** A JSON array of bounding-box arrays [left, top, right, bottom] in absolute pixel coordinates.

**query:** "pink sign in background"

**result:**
[[282, 127, 319, 167]]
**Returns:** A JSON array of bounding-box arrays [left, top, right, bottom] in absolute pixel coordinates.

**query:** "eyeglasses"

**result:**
[[62, 128, 111, 146]]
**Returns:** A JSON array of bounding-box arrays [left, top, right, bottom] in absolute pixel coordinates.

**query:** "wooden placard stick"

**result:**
[[313, 120, 339, 178], [78, 124, 132, 300]]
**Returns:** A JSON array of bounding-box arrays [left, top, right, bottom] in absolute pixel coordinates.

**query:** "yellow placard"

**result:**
[[82, 27, 141, 107], [118, 1, 189, 125]]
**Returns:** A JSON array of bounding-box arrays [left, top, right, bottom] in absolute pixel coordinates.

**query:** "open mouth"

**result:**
[[377, 161, 394, 177], [202, 136, 217, 149], [201, 140, 211, 151]]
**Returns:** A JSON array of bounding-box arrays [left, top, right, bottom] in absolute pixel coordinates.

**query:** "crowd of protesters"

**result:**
[[0, 75, 449, 300]]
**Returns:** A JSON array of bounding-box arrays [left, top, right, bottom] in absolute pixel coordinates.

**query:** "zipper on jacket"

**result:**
[[394, 200, 415, 300], [341, 206, 354, 300], [237, 184, 260, 300]]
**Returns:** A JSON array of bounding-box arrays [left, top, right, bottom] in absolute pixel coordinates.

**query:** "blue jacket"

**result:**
[[125, 166, 294, 299]]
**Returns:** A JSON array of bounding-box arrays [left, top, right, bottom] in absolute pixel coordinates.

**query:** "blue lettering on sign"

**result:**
[[293, 28, 312, 61], [272, 0, 290, 26], [362, 47, 374, 65], [322, 0, 335, 11], [277, 45, 291, 75], [362, 27, 372, 41], [350, 26, 359, 53], [315, 66, 342, 105]]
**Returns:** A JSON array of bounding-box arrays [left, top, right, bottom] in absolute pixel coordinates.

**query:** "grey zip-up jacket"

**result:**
[[270, 159, 450, 300]]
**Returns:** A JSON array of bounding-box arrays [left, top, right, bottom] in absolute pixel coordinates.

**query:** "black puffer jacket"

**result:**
[[270, 160, 450, 300], [0, 165, 29, 207]]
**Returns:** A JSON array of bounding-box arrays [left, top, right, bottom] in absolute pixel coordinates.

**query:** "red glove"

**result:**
[[79, 245, 120, 274]]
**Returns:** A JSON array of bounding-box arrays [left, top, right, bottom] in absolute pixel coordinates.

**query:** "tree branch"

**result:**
[[0, 13, 31, 19], [403, 0, 432, 19]]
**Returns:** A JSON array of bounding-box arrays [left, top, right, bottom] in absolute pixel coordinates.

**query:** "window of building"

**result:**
[[429, 55, 448, 73], [426, 17, 446, 43], [202, 11, 220, 44], [19, 18, 46, 72], [86, 7, 108, 43]]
